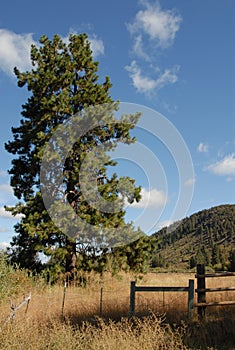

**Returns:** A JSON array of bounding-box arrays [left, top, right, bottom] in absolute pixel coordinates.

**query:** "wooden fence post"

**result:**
[[188, 279, 194, 318], [130, 281, 136, 316], [61, 281, 67, 318], [100, 287, 103, 317], [197, 264, 206, 318], [2, 293, 31, 327]]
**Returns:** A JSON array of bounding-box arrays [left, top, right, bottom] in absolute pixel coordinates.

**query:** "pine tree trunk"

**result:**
[[65, 239, 77, 283]]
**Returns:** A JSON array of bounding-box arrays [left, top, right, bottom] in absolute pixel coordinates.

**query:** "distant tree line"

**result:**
[[149, 205, 235, 271]]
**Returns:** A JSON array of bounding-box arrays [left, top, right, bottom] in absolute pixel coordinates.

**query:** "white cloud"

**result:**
[[207, 153, 235, 176], [89, 35, 104, 57], [133, 35, 150, 61], [125, 60, 179, 94], [125, 61, 156, 93], [0, 206, 23, 220], [0, 29, 35, 76], [197, 142, 209, 153], [63, 31, 104, 58], [184, 177, 196, 187], [0, 183, 16, 205], [0, 183, 13, 194], [0, 29, 104, 78], [128, 1, 182, 49], [157, 220, 173, 230], [126, 2, 181, 97], [155, 67, 179, 88], [126, 187, 167, 209], [0, 242, 10, 250]]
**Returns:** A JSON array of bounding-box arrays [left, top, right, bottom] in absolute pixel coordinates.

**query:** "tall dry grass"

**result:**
[[0, 271, 234, 349], [0, 314, 192, 350]]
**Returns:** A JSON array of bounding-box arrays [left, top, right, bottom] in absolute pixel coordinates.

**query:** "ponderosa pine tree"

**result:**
[[5, 34, 144, 279]]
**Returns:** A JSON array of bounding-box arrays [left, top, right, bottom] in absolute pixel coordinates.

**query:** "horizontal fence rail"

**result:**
[[196, 272, 235, 278], [196, 287, 235, 293], [2, 293, 31, 327], [195, 264, 235, 318], [196, 300, 235, 307], [130, 280, 194, 318]]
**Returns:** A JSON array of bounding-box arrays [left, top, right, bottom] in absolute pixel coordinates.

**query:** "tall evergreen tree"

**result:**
[[211, 245, 221, 266], [5, 34, 143, 277]]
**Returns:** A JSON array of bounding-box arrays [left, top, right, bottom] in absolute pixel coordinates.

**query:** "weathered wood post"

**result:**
[[130, 281, 136, 316], [197, 264, 206, 318], [3, 293, 32, 326], [100, 286, 103, 317], [61, 281, 67, 318], [188, 279, 194, 318]]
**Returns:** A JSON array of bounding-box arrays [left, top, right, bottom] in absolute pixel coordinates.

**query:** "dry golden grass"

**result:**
[[0, 314, 192, 350], [0, 271, 234, 349]]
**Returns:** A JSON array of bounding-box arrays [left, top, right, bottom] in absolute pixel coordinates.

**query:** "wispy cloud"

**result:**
[[88, 34, 105, 57], [126, 187, 167, 209], [127, 0, 182, 49], [0, 183, 16, 205], [0, 206, 23, 220], [0, 29, 35, 76], [132, 35, 150, 61], [197, 142, 209, 153], [0, 242, 10, 250], [156, 220, 173, 230], [125, 60, 179, 95], [0, 183, 13, 194], [207, 153, 235, 176], [0, 29, 104, 79], [184, 177, 196, 187], [62, 30, 105, 58], [126, 1, 182, 95]]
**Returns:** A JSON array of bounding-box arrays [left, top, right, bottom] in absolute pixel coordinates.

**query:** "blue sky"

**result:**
[[0, 0, 234, 248]]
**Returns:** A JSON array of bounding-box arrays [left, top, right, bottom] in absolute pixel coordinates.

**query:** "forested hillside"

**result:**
[[150, 204, 235, 270]]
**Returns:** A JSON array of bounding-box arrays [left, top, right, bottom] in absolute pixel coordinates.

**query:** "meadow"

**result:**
[[0, 264, 235, 350]]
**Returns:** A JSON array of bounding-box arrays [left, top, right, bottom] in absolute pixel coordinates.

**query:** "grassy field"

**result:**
[[0, 269, 235, 350]]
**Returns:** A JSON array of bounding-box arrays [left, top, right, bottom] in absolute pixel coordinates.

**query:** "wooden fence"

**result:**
[[2, 293, 31, 327], [130, 280, 195, 318], [195, 264, 235, 318]]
